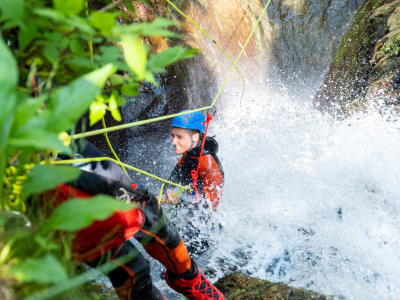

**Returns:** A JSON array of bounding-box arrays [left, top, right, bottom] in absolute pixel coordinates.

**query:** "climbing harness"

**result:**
[[190, 114, 213, 202]]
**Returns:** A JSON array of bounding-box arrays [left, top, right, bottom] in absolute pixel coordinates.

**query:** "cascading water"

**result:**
[[205, 86, 400, 299], [127, 80, 400, 300], [117, 1, 400, 299]]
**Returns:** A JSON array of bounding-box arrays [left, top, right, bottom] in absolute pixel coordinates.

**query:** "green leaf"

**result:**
[[8, 129, 70, 153], [47, 195, 135, 231], [66, 57, 96, 72], [109, 74, 124, 86], [69, 38, 85, 56], [34, 236, 59, 251], [114, 18, 178, 37], [90, 11, 116, 35], [121, 82, 139, 96], [85, 63, 117, 88], [53, 0, 84, 15], [113, 91, 126, 106], [0, 36, 18, 180], [11, 254, 67, 284], [33, 8, 66, 22], [89, 99, 107, 126], [43, 42, 60, 64], [121, 35, 147, 80], [147, 47, 197, 73], [0, 36, 18, 92], [143, 70, 157, 85], [65, 16, 96, 34], [18, 24, 38, 50], [108, 95, 122, 122], [0, 0, 24, 28], [12, 96, 46, 134], [22, 165, 80, 199], [48, 64, 116, 132], [95, 46, 129, 71]]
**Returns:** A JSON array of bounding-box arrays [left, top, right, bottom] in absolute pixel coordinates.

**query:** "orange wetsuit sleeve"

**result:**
[[198, 154, 223, 211]]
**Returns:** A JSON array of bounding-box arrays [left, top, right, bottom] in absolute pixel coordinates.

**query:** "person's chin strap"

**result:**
[[190, 114, 213, 203]]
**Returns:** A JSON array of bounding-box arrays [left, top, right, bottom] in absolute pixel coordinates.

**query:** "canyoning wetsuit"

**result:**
[[168, 137, 224, 255], [169, 136, 224, 210], [52, 141, 201, 300]]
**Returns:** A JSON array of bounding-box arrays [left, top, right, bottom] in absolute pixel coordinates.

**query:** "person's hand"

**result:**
[[164, 189, 179, 205]]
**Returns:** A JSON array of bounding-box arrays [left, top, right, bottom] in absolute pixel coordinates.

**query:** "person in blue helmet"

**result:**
[[162, 111, 224, 256], [164, 111, 224, 211]]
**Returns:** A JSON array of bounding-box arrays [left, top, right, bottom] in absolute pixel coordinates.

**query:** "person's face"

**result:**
[[171, 127, 199, 155]]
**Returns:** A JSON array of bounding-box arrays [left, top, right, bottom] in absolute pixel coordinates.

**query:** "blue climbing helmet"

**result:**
[[171, 111, 206, 134]]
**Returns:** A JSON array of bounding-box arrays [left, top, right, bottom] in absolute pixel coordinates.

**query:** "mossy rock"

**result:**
[[315, 0, 400, 114], [215, 273, 338, 300]]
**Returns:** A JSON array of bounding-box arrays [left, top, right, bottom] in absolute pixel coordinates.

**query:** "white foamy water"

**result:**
[[196, 85, 400, 300]]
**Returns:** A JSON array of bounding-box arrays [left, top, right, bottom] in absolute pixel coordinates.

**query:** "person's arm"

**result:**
[[161, 158, 184, 205], [198, 154, 223, 211]]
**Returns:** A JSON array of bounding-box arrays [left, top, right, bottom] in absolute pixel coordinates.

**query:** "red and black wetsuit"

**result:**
[[169, 137, 224, 211], [54, 141, 198, 300]]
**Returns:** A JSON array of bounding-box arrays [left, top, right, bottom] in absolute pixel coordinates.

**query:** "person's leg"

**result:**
[[133, 189, 224, 299], [87, 240, 164, 300]]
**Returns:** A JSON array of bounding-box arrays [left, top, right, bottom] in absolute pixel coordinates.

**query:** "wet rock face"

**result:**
[[267, 0, 362, 97], [173, 0, 274, 107], [315, 0, 400, 114], [215, 273, 332, 300]]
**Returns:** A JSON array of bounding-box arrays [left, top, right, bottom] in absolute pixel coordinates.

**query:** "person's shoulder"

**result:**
[[204, 136, 219, 154]]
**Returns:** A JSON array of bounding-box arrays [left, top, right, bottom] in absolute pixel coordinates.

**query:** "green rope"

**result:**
[[65, 0, 272, 193], [71, 106, 212, 139], [48, 157, 191, 191], [71, 0, 271, 140], [165, 0, 246, 106], [210, 0, 272, 107], [102, 118, 128, 174]]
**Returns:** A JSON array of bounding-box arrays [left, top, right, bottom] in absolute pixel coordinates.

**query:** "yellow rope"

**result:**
[[158, 183, 165, 207], [165, 0, 246, 106], [102, 118, 128, 174], [71, 0, 271, 140], [61, 0, 272, 195], [48, 157, 191, 191]]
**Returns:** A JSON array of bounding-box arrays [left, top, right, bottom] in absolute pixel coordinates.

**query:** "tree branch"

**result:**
[[99, 0, 129, 12]]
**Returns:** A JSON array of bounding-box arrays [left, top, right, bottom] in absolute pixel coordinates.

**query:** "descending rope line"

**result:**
[[102, 118, 128, 174], [56, 0, 272, 195], [48, 157, 190, 191], [70, 0, 271, 140], [165, 0, 246, 106]]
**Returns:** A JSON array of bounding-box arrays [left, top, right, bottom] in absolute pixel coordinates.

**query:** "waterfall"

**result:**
[[120, 1, 400, 299]]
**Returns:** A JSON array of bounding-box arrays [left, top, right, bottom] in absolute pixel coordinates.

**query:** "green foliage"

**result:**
[[0, 0, 24, 28], [22, 165, 81, 199], [47, 63, 116, 131], [121, 35, 147, 80], [53, 0, 84, 15], [47, 195, 135, 231], [11, 254, 68, 284], [90, 11, 116, 35], [147, 46, 197, 73], [0, 0, 197, 297]]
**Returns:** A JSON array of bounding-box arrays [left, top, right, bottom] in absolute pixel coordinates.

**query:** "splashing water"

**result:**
[[196, 84, 400, 299], [119, 74, 400, 299]]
